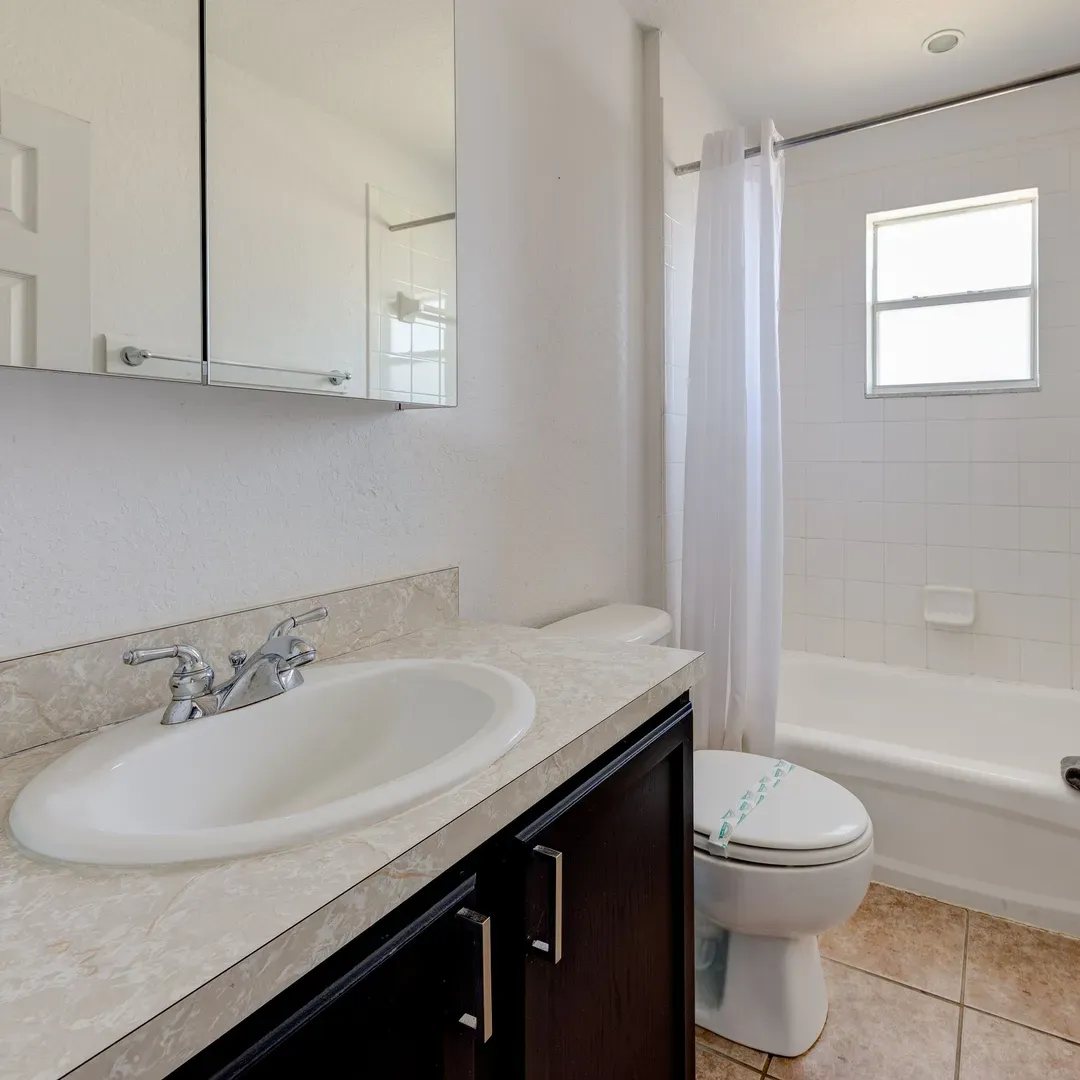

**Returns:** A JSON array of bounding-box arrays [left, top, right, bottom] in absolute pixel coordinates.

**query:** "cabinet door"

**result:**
[[172, 876, 495, 1080], [515, 699, 693, 1080]]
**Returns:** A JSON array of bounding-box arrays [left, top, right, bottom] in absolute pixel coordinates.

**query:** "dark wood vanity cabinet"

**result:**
[[171, 695, 692, 1080]]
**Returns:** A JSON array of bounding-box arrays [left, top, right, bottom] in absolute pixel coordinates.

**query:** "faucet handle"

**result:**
[[123, 644, 210, 674], [268, 606, 328, 639], [122, 644, 215, 725]]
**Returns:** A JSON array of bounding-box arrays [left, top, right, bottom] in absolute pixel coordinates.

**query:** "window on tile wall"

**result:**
[[866, 189, 1038, 396]]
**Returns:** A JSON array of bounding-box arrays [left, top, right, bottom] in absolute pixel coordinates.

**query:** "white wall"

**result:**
[[782, 78, 1080, 688], [0, 0, 648, 659]]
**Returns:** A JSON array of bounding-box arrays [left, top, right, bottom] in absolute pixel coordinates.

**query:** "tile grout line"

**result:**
[[964, 1005, 1080, 1048], [954, 908, 970, 1080], [694, 1038, 770, 1076], [823, 954, 963, 1006]]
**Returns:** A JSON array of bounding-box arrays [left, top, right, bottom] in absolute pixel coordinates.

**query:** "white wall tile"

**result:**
[[1018, 418, 1072, 463], [1019, 507, 1070, 552], [884, 502, 926, 543], [844, 463, 884, 502], [885, 543, 927, 585], [1021, 640, 1071, 688], [971, 463, 1019, 506], [842, 422, 883, 462], [806, 500, 844, 539], [926, 504, 970, 548], [807, 539, 844, 578], [970, 505, 1020, 549], [927, 629, 974, 675], [842, 383, 882, 423], [972, 548, 1021, 593], [926, 463, 970, 504], [883, 463, 926, 504], [1019, 595, 1071, 644], [1020, 550, 1070, 597], [804, 385, 843, 423], [844, 501, 884, 542], [1019, 463, 1071, 507], [885, 583, 924, 626], [885, 624, 927, 668], [970, 419, 1019, 462], [844, 620, 883, 662], [805, 615, 843, 656], [782, 613, 806, 650], [805, 576, 844, 618], [973, 635, 1021, 682], [883, 422, 926, 462], [843, 541, 884, 582], [926, 421, 970, 462], [784, 537, 806, 576], [927, 545, 971, 586], [845, 579, 885, 622], [976, 591, 1022, 638]]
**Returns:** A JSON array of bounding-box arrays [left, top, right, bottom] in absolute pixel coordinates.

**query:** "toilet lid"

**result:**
[[694, 750, 870, 861]]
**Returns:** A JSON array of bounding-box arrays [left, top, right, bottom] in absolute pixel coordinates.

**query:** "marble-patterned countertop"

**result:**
[[0, 621, 702, 1080]]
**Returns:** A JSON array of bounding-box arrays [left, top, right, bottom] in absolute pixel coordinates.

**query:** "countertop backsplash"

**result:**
[[0, 568, 458, 760]]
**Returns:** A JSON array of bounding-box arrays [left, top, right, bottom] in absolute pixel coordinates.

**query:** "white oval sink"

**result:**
[[9, 659, 535, 866]]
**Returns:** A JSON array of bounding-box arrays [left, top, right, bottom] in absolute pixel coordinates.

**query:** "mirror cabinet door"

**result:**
[[0, 0, 204, 383], [203, 0, 457, 405]]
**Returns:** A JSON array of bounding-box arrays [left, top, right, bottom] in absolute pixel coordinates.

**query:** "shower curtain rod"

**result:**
[[673, 60, 1080, 176]]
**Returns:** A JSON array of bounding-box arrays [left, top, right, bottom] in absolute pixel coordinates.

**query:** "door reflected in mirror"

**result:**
[[204, 0, 457, 405], [0, 0, 203, 382]]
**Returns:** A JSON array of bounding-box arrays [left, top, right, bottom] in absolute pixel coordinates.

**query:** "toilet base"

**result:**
[[695, 929, 828, 1058]]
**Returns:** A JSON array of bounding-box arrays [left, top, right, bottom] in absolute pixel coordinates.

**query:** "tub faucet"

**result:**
[[1062, 758, 1080, 793], [123, 606, 328, 725]]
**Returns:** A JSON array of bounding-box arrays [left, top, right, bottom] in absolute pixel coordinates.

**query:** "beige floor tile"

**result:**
[[696, 1043, 763, 1079], [696, 1025, 768, 1069], [965, 912, 1080, 1042], [767, 961, 958, 1080], [819, 882, 967, 1000], [959, 1009, 1080, 1079]]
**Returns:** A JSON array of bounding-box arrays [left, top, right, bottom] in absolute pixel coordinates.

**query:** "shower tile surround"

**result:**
[[780, 89, 1080, 687], [695, 883, 1080, 1080], [0, 569, 704, 1080], [0, 567, 459, 760]]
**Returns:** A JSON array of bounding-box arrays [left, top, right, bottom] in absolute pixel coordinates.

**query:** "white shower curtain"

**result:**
[[681, 122, 785, 755]]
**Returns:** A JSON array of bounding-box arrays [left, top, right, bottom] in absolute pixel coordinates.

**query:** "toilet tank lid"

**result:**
[[541, 604, 673, 645]]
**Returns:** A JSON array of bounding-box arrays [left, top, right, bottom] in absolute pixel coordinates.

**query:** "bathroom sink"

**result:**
[[9, 660, 535, 866]]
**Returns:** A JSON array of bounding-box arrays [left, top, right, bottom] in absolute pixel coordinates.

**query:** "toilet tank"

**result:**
[[541, 603, 673, 646]]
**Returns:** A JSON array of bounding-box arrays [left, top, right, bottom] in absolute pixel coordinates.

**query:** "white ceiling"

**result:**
[[621, 0, 1080, 138]]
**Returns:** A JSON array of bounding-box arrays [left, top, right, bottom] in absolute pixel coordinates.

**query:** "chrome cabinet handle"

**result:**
[[530, 845, 563, 964], [455, 908, 493, 1043]]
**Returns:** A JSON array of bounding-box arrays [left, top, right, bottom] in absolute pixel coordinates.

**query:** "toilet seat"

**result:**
[[694, 750, 871, 868], [693, 824, 873, 866]]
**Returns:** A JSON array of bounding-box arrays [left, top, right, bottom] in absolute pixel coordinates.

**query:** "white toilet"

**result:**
[[543, 603, 874, 1059]]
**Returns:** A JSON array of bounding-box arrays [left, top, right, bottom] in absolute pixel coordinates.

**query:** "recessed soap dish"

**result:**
[[924, 585, 976, 629]]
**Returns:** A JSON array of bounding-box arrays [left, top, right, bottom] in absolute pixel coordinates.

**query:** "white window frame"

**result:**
[[866, 189, 1039, 398]]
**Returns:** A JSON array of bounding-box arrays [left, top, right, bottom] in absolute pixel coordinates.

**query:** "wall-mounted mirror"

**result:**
[[204, 0, 457, 405], [0, 0, 203, 382]]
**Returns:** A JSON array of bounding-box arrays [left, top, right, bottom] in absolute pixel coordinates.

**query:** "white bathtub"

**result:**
[[775, 651, 1080, 936]]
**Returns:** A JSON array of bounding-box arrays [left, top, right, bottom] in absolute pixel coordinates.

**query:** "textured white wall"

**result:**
[[781, 78, 1080, 688], [0, 0, 647, 659]]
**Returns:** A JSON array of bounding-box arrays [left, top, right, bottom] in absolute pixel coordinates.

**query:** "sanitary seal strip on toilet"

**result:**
[[707, 760, 796, 855]]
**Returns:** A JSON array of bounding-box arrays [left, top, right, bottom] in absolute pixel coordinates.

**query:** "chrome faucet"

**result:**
[[123, 607, 328, 725]]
